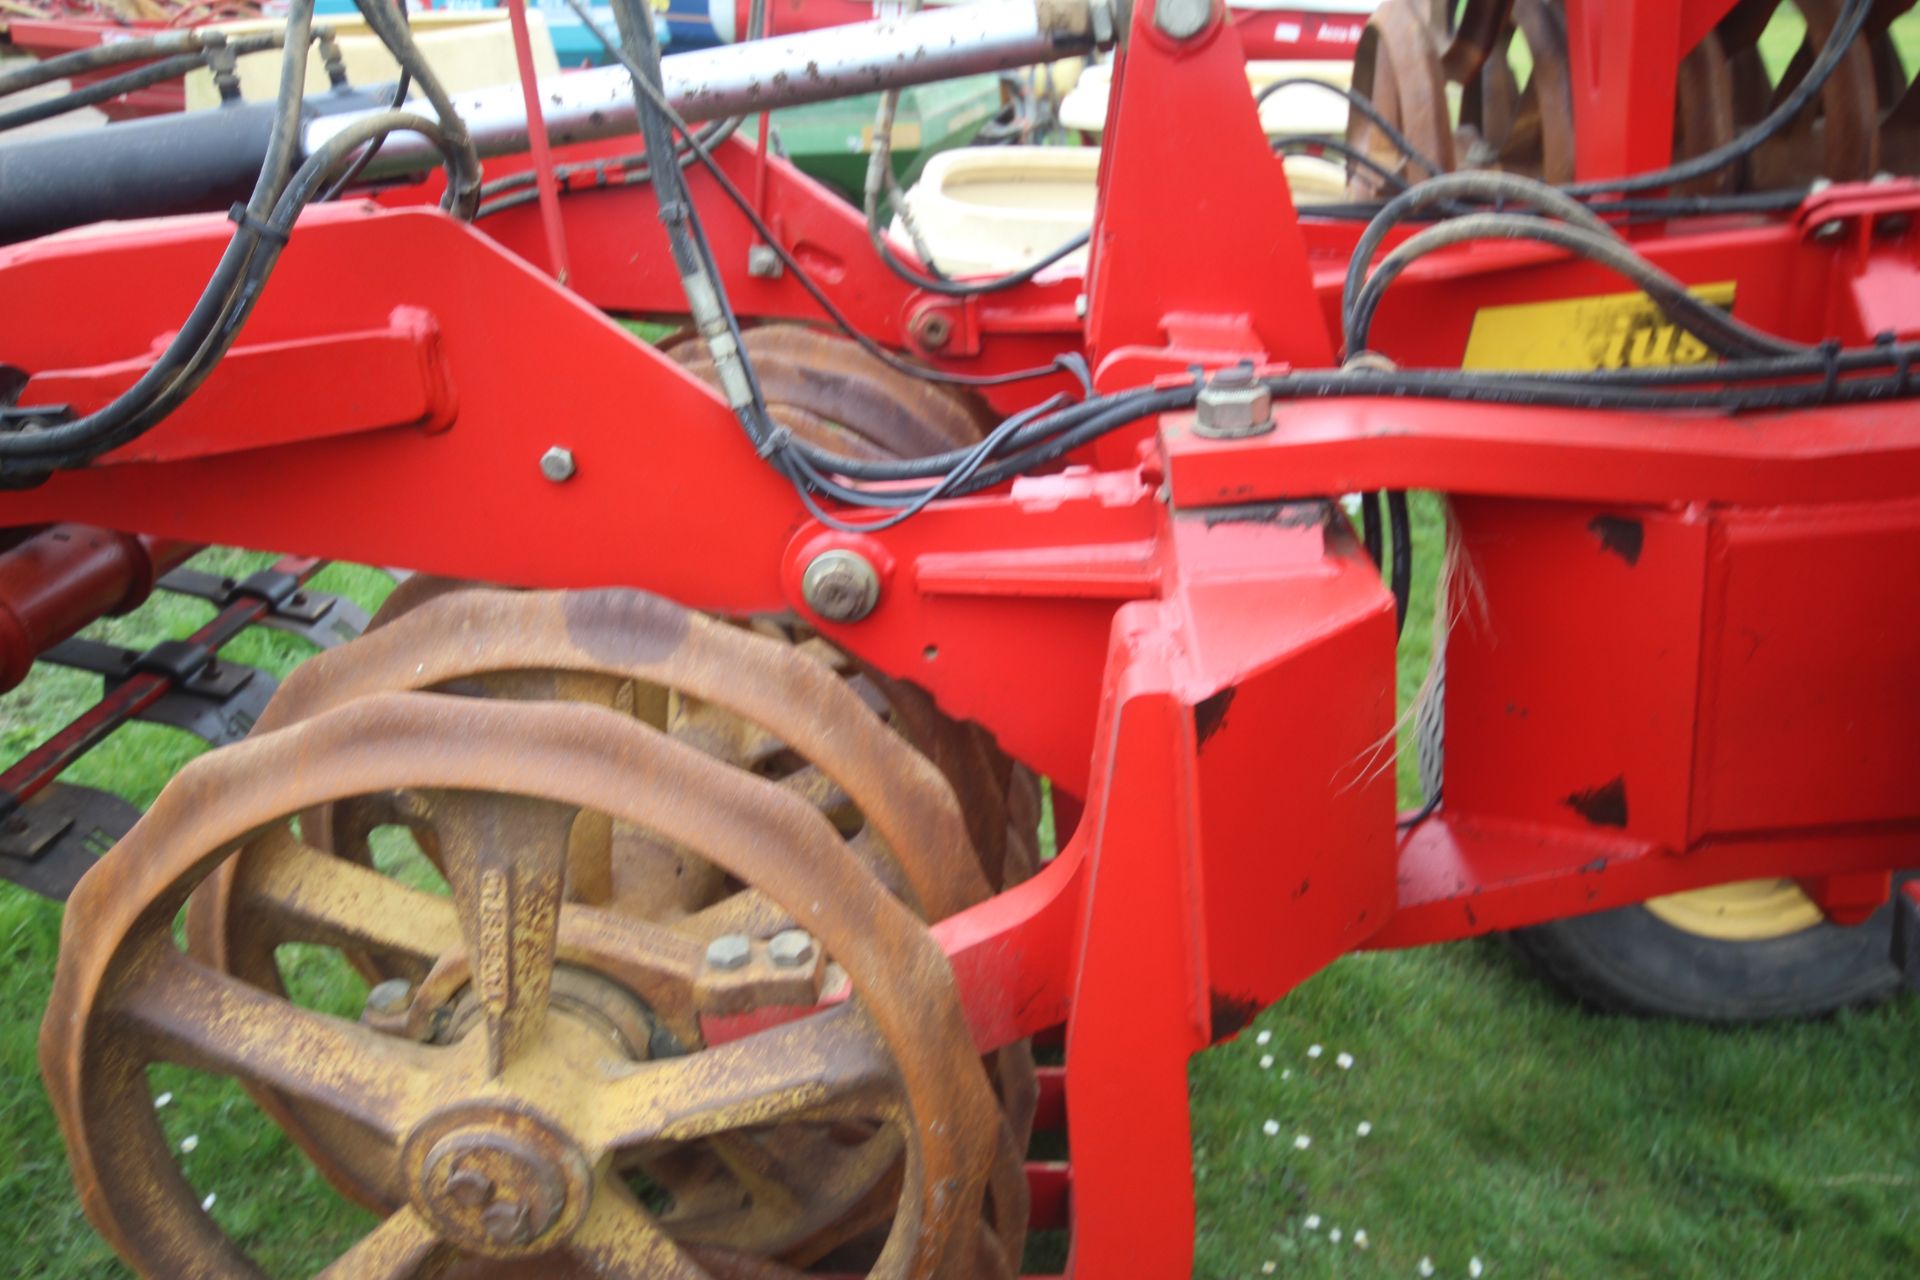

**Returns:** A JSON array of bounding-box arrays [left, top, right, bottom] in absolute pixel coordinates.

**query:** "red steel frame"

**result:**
[[4, 0, 1920, 1274]]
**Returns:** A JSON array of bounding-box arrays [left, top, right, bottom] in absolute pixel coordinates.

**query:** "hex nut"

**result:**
[[767, 929, 817, 969], [801, 549, 881, 622], [539, 446, 577, 483], [705, 934, 753, 971], [1194, 369, 1275, 438]]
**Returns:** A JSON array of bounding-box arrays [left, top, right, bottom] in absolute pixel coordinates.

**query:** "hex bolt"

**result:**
[[445, 1168, 495, 1210], [1812, 219, 1848, 244], [800, 549, 881, 623], [747, 243, 784, 278], [539, 445, 577, 483], [1154, 0, 1213, 40], [481, 1199, 534, 1246], [365, 978, 414, 1017], [1193, 366, 1275, 439], [767, 929, 817, 969], [705, 933, 753, 971]]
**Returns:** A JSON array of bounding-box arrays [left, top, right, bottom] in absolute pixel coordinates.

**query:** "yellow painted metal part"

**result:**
[[1461, 282, 1738, 372], [1643, 879, 1826, 941]]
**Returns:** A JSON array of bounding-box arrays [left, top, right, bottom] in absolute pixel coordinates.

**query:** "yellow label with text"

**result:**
[[1461, 282, 1737, 372]]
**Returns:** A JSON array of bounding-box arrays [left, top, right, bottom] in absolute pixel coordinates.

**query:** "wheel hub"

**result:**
[[407, 1104, 593, 1256]]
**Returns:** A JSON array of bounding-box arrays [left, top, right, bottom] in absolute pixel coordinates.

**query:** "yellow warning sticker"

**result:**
[[1460, 282, 1737, 372]]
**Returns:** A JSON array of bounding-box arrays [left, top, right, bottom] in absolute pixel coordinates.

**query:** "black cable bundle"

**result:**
[[0, 0, 479, 482]]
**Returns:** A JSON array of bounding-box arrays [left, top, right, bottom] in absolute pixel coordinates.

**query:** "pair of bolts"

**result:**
[[444, 1169, 542, 1247], [706, 929, 817, 971]]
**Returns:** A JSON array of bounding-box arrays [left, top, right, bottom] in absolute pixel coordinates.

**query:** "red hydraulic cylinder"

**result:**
[[0, 525, 195, 694]]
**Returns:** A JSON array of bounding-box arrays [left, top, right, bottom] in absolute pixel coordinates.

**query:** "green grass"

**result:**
[[0, 526, 1912, 1279]]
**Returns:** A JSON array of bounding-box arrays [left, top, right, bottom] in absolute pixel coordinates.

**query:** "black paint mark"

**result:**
[[1588, 515, 1644, 566], [1564, 776, 1629, 828], [1195, 687, 1236, 747], [1209, 991, 1263, 1040], [1197, 501, 1332, 531]]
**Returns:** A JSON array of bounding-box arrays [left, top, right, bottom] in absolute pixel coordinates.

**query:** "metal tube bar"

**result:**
[[303, 0, 1097, 180], [501, 0, 573, 284]]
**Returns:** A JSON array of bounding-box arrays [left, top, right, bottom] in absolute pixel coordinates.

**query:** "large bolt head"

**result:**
[[705, 933, 753, 971], [801, 549, 881, 622], [1154, 0, 1213, 40], [767, 929, 817, 969], [539, 445, 577, 483]]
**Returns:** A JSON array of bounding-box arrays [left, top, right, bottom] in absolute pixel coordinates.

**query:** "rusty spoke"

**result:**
[[589, 1003, 898, 1153], [227, 827, 463, 962], [424, 790, 574, 1076], [567, 1180, 715, 1279], [315, 1207, 451, 1280], [118, 951, 440, 1141]]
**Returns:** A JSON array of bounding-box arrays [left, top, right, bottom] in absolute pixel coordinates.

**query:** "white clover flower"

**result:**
[[1418, 1258, 1435, 1278], [1304, 1214, 1321, 1231], [1336, 1052, 1355, 1070], [1293, 1134, 1311, 1150], [1354, 1229, 1370, 1249], [1356, 1121, 1373, 1137], [1256, 1030, 1272, 1046], [1307, 1044, 1323, 1058], [1329, 1228, 1342, 1244], [154, 1092, 173, 1109], [180, 1135, 199, 1154], [1470, 1258, 1485, 1278], [200, 1193, 216, 1212], [1262, 1119, 1280, 1137]]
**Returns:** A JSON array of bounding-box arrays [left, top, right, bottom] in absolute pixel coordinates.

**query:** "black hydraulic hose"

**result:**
[[1348, 213, 1808, 359], [1255, 75, 1447, 179], [0, 29, 210, 98], [1342, 170, 1615, 330], [0, 0, 316, 474], [350, 0, 480, 216], [1, 53, 206, 134], [320, 70, 411, 201], [1563, 0, 1872, 195], [1272, 135, 1412, 195], [1386, 488, 1411, 636], [562, 0, 1087, 394], [1359, 491, 1383, 567]]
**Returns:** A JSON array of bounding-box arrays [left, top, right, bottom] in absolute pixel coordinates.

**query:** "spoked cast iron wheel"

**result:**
[[41, 593, 1028, 1278], [193, 583, 1035, 1272], [1415, 662, 1908, 1022]]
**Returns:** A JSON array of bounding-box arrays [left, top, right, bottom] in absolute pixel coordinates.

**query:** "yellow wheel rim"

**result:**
[[1643, 878, 1825, 942]]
